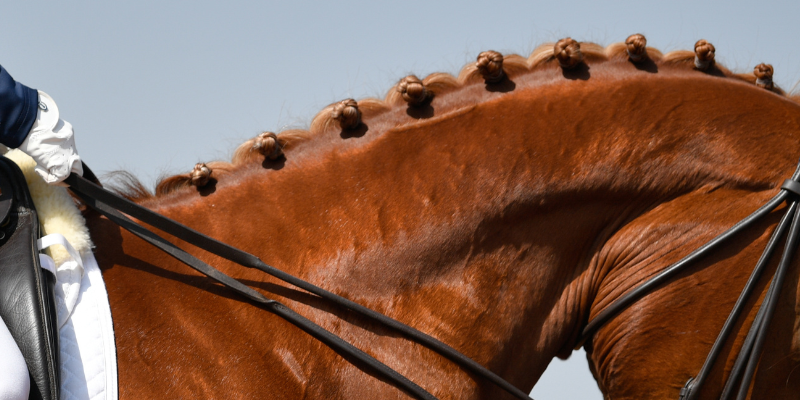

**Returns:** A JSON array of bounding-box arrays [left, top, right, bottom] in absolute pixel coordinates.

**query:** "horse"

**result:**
[[82, 35, 800, 399]]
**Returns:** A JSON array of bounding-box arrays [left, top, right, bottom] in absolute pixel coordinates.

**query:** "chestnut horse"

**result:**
[[84, 37, 800, 399]]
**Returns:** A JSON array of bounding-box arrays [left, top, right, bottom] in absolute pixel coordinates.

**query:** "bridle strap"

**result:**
[[579, 164, 800, 399], [70, 157, 800, 398], [681, 201, 795, 400], [724, 191, 800, 399], [64, 170, 533, 400], [579, 190, 789, 340]]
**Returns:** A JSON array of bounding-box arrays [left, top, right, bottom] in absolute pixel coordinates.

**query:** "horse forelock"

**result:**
[[110, 39, 796, 203]]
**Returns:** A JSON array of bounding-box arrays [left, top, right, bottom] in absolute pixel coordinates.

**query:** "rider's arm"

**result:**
[[0, 65, 38, 148], [0, 64, 82, 184]]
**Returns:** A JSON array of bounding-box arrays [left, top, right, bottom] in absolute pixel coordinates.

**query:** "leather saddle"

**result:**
[[0, 156, 59, 400]]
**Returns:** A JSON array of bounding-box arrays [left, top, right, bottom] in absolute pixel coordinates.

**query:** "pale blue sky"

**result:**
[[3, 1, 798, 398]]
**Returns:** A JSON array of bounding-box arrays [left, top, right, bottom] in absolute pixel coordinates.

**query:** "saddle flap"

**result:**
[[0, 156, 59, 400]]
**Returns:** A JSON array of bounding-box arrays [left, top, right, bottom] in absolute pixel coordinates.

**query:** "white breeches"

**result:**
[[0, 316, 29, 400]]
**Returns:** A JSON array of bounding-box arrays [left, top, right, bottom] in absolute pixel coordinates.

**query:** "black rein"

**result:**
[[65, 169, 533, 400], [578, 163, 800, 399], [66, 159, 800, 399]]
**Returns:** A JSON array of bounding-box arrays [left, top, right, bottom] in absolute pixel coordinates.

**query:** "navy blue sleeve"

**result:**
[[0, 65, 38, 148]]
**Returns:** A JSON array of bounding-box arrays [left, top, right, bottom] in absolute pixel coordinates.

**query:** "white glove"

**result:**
[[19, 90, 82, 184]]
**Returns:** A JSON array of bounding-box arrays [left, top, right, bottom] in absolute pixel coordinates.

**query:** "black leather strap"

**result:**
[[579, 163, 800, 399], [581, 164, 800, 342], [69, 179, 437, 400], [69, 155, 800, 399], [731, 204, 799, 399], [782, 178, 800, 196], [679, 201, 795, 399], [580, 189, 789, 343], [0, 157, 59, 400], [65, 170, 533, 400]]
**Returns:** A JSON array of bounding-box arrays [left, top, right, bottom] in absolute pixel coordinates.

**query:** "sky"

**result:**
[[3, 1, 799, 398]]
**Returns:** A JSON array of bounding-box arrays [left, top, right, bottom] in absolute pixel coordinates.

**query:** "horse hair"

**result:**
[[108, 39, 794, 201]]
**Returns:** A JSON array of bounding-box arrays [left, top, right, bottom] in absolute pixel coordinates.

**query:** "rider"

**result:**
[[0, 64, 82, 400]]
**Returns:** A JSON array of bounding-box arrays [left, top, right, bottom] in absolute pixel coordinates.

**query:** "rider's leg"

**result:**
[[0, 316, 29, 400]]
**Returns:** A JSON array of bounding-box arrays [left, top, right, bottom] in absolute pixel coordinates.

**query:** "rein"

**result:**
[[66, 158, 800, 399], [64, 167, 533, 400], [578, 162, 800, 400]]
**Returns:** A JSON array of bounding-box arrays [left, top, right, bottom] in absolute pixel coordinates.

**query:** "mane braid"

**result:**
[[115, 40, 794, 202]]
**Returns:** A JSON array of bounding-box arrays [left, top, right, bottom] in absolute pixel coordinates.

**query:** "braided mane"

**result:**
[[113, 39, 793, 202]]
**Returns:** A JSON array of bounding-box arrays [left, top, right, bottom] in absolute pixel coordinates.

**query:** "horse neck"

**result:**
[[124, 63, 800, 392]]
